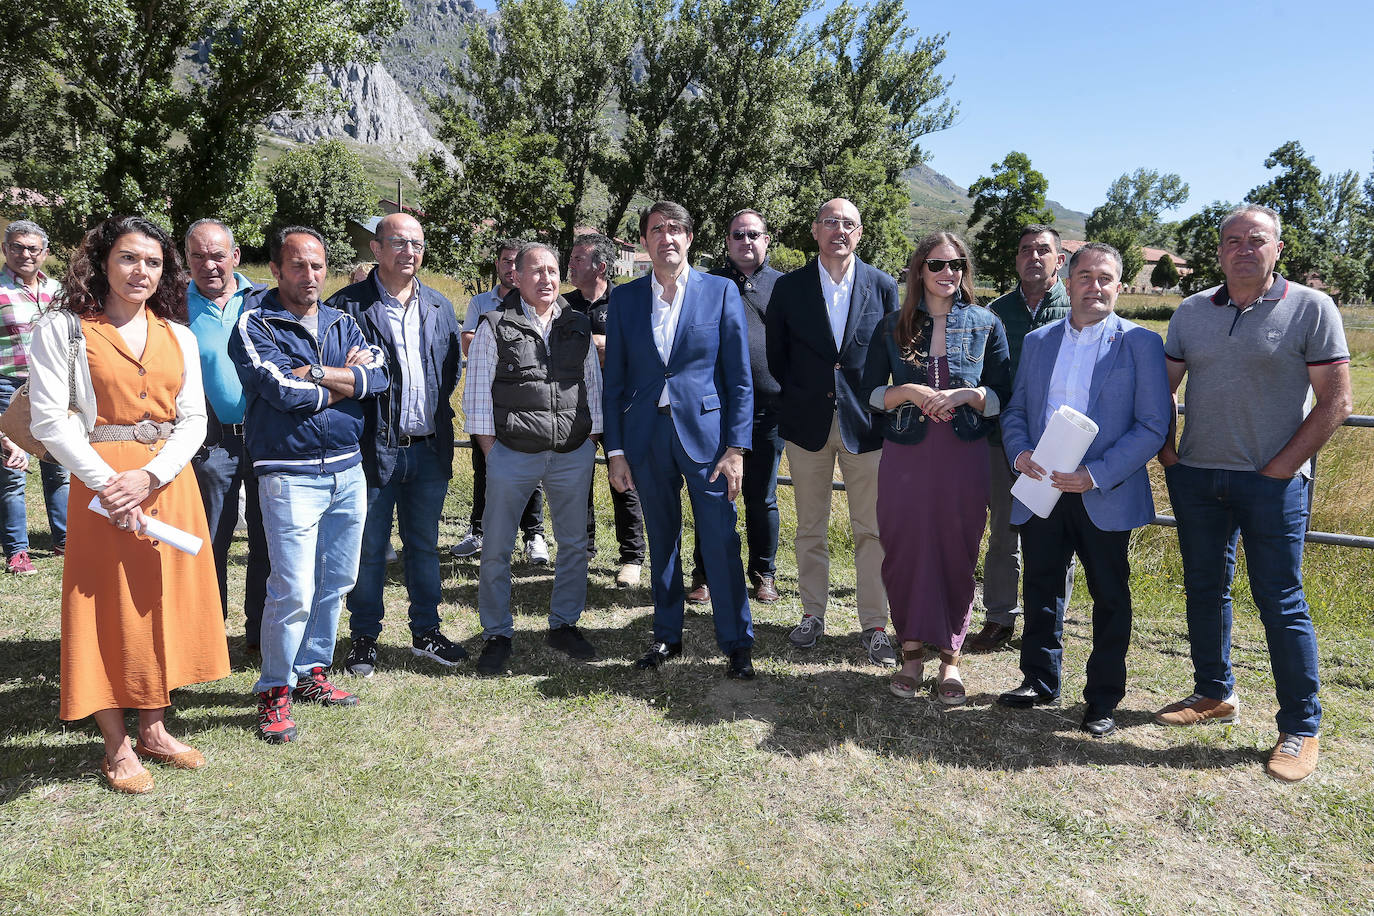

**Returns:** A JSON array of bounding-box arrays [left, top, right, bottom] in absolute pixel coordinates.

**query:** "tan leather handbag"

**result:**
[[0, 311, 82, 461]]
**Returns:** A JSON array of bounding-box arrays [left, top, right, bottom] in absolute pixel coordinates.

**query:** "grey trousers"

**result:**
[[477, 439, 596, 638]]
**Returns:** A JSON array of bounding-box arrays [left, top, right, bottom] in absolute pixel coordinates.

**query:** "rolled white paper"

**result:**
[[1010, 405, 1100, 519], [87, 496, 204, 556]]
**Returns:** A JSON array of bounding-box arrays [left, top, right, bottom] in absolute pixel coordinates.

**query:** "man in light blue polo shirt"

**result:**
[[185, 218, 270, 652]]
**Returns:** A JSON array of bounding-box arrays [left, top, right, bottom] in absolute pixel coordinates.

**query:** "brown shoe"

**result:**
[[687, 583, 710, 604], [753, 574, 779, 603], [1155, 693, 1239, 726], [101, 755, 154, 794], [965, 621, 1014, 652], [1266, 733, 1319, 782], [136, 745, 207, 770]]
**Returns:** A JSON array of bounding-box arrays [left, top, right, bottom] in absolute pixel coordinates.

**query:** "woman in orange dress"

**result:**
[[29, 216, 229, 794]]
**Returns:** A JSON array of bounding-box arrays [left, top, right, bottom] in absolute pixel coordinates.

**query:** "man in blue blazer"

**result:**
[[603, 201, 756, 678], [997, 242, 1171, 737], [765, 198, 899, 665]]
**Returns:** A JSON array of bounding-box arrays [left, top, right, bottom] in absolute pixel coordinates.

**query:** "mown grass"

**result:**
[[1, 287, 1372, 916]]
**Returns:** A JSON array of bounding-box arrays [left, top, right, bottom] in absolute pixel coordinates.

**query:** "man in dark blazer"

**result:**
[[766, 198, 899, 665], [327, 212, 467, 677], [602, 201, 756, 679], [996, 242, 1171, 737]]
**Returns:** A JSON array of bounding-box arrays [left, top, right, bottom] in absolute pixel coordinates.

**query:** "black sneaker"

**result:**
[[547, 624, 598, 661], [412, 628, 468, 667], [475, 636, 513, 677], [344, 635, 378, 677]]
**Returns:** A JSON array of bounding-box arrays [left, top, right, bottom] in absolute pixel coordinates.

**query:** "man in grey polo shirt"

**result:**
[[1155, 204, 1352, 782]]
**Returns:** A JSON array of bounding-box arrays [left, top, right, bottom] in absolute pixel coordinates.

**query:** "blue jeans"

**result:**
[[348, 439, 449, 639], [0, 375, 69, 555], [192, 432, 269, 641], [254, 464, 366, 692], [1165, 463, 1321, 736], [477, 439, 595, 638]]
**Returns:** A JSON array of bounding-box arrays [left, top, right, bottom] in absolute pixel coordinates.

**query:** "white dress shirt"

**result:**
[[650, 267, 690, 407], [377, 276, 434, 436], [1044, 318, 1108, 486], [818, 258, 855, 350]]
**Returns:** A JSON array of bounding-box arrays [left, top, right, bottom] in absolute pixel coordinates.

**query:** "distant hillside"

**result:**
[[906, 163, 1088, 241]]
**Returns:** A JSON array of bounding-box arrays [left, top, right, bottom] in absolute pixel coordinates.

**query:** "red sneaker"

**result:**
[[6, 550, 37, 575], [256, 686, 297, 743], [291, 666, 360, 707]]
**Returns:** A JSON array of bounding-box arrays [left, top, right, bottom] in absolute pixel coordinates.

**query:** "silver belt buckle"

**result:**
[[133, 419, 160, 444]]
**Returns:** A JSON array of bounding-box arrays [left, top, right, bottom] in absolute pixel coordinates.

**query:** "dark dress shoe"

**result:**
[[996, 682, 1060, 708], [1082, 711, 1117, 738], [965, 621, 1014, 652], [634, 641, 682, 670], [752, 574, 779, 603], [726, 648, 755, 680], [686, 583, 710, 604]]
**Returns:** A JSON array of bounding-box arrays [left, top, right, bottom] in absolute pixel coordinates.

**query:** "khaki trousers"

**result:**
[[785, 416, 888, 630]]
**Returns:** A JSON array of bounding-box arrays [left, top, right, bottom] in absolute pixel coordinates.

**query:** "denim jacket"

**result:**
[[857, 299, 1012, 445]]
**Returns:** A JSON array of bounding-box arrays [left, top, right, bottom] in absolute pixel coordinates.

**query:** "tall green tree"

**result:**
[[0, 0, 401, 248], [1150, 253, 1181, 290], [1174, 200, 1232, 295], [967, 151, 1053, 292], [266, 141, 376, 270], [1315, 168, 1367, 303], [1246, 140, 1326, 283], [1085, 168, 1189, 237], [1096, 227, 1145, 290]]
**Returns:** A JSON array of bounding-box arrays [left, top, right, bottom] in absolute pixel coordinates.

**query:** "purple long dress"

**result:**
[[876, 355, 990, 652]]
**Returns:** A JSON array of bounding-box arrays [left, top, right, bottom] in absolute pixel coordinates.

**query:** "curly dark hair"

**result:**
[[56, 216, 189, 323]]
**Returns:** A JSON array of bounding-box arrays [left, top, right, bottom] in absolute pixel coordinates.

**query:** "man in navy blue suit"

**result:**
[[996, 242, 1171, 738], [766, 198, 899, 665], [602, 201, 756, 678]]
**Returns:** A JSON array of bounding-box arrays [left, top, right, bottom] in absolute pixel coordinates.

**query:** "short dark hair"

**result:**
[[638, 201, 693, 238], [493, 238, 522, 262], [270, 226, 327, 265], [727, 209, 768, 234], [515, 241, 559, 271], [1018, 224, 1061, 249], [1068, 241, 1123, 279], [572, 233, 617, 275]]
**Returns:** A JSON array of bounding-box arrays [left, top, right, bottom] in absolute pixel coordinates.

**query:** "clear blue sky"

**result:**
[[912, 0, 1374, 217]]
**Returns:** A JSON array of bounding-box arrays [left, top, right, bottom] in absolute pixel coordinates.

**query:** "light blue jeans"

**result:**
[[477, 439, 595, 638], [254, 464, 366, 692]]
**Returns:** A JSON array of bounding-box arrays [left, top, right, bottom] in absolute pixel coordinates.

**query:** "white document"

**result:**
[[87, 496, 204, 556], [1010, 405, 1100, 519]]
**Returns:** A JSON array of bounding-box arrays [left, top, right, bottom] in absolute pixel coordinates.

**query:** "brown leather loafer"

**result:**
[[687, 583, 710, 604], [753, 574, 779, 603]]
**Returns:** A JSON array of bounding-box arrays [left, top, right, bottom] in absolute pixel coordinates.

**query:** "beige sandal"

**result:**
[[934, 652, 967, 707]]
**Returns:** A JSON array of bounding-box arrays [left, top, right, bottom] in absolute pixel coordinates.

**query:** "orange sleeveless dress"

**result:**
[[59, 311, 229, 721]]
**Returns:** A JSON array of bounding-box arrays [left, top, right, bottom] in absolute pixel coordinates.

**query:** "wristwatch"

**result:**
[[308, 364, 326, 383]]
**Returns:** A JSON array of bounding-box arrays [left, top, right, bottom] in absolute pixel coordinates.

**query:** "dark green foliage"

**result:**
[[1246, 140, 1327, 283], [1174, 201, 1233, 295], [967, 151, 1053, 292], [1150, 253, 1181, 290], [267, 141, 377, 271]]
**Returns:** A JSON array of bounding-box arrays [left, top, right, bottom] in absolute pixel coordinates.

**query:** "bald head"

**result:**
[[812, 197, 863, 272], [371, 212, 426, 291]]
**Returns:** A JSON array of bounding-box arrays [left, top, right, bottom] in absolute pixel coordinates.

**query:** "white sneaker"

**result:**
[[615, 563, 642, 587], [526, 534, 550, 565], [450, 528, 482, 558]]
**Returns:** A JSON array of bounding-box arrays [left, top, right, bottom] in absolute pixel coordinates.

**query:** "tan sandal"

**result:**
[[935, 652, 967, 707], [889, 670, 921, 699]]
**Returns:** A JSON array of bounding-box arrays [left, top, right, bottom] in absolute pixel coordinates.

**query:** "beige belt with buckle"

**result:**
[[89, 420, 175, 444]]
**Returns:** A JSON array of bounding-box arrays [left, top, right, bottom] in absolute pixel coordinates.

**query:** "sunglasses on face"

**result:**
[[924, 258, 967, 273], [730, 230, 767, 241]]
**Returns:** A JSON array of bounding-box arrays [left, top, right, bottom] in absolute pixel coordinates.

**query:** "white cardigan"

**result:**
[[28, 308, 207, 491]]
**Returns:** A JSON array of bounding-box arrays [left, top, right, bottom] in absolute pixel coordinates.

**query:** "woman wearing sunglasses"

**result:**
[[858, 232, 1011, 704]]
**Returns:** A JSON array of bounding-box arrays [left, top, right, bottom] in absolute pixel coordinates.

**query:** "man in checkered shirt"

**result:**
[[0, 219, 69, 575]]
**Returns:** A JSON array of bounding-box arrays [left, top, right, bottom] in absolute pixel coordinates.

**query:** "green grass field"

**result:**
[[1, 280, 1372, 914]]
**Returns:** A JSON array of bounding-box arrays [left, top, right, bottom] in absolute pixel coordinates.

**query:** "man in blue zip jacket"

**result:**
[[229, 226, 388, 744], [327, 213, 466, 677]]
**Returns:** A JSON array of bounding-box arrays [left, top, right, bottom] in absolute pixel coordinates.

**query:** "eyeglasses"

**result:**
[[384, 237, 425, 252], [819, 217, 860, 233], [729, 230, 767, 241], [924, 258, 967, 273], [5, 242, 46, 256]]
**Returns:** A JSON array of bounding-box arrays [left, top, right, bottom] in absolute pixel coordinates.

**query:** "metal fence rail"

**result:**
[[457, 412, 1374, 550]]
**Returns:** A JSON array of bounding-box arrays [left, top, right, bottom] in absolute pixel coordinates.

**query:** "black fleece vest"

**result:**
[[484, 300, 593, 453]]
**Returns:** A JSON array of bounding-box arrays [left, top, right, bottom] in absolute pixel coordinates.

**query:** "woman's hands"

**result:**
[[100, 469, 155, 529], [896, 384, 974, 423]]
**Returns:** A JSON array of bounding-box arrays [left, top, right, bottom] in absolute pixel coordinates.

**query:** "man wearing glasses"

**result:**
[[329, 212, 467, 676], [0, 219, 69, 575], [766, 198, 899, 665], [603, 201, 756, 679], [685, 209, 784, 606]]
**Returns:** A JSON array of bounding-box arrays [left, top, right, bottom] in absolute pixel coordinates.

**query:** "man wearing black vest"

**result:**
[[463, 242, 603, 675]]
